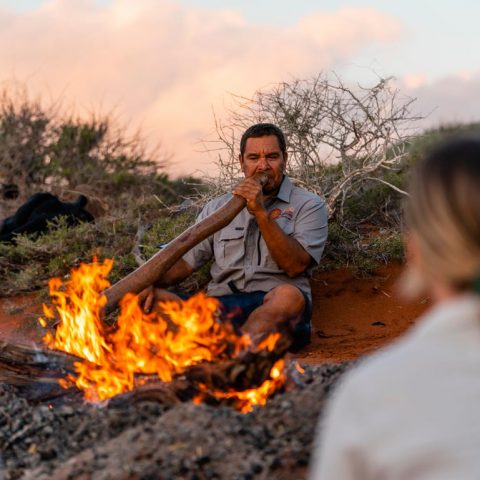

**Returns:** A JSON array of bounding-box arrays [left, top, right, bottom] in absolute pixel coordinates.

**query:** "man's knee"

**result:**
[[264, 284, 305, 316]]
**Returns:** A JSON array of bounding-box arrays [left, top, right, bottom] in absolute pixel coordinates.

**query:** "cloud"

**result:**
[[400, 72, 480, 129], [0, 0, 403, 176]]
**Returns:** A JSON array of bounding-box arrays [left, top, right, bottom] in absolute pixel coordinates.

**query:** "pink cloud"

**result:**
[[0, 0, 403, 176], [400, 72, 480, 129]]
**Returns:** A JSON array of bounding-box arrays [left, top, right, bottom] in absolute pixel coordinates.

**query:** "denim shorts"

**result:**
[[177, 289, 312, 352]]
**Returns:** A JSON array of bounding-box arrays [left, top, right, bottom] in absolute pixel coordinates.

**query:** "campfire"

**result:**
[[39, 258, 289, 412], [0, 259, 351, 479]]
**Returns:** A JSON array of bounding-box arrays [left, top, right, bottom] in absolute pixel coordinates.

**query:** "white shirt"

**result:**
[[309, 294, 480, 480]]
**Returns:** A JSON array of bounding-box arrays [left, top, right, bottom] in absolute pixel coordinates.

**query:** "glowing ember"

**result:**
[[40, 259, 287, 410], [195, 359, 286, 413]]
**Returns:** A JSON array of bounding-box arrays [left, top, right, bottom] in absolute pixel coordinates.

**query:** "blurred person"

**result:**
[[309, 137, 480, 479], [139, 123, 328, 351]]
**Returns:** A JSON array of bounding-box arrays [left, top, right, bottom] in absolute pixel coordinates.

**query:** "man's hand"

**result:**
[[233, 177, 267, 216], [138, 285, 155, 313]]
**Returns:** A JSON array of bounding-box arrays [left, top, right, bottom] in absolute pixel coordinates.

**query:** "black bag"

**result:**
[[0, 192, 94, 243]]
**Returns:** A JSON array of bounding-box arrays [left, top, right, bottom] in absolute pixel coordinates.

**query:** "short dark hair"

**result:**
[[240, 123, 287, 156]]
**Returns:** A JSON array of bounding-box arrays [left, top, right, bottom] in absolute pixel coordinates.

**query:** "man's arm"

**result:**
[[138, 258, 194, 312], [153, 258, 194, 287], [256, 209, 312, 277], [233, 178, 313, 277]]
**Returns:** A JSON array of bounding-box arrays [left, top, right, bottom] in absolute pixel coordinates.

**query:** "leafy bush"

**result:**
[[0, 207, 213, 297], [0, 216, 135, 295], [0, 86, 199, 210], [320, 221, 404, 274]]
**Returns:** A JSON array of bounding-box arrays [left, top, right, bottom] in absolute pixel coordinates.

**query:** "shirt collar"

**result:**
[[275, 175, 293, 203]]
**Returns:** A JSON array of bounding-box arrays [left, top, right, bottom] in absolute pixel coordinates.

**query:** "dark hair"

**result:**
[[240, 123, 287, 156]]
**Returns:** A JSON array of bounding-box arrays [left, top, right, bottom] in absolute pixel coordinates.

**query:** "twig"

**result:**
[[132, 220, 147, 267]]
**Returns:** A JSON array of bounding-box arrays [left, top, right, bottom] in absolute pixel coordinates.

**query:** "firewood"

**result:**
[[0, 341, 81, 403], [184, 334, 291, 391], [108, 378, 194, 408], [108, 335, 291, 408], [0, 330, 290, 408], [0, 341, 77, 385]]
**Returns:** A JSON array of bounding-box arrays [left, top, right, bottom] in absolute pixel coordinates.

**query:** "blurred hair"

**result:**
[[404, 137, 480, 295], [240, 123, 287, 156]]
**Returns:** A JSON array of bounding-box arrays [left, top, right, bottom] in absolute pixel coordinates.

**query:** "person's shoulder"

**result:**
[[334, 322, 431, 404], [202, 192, 233, 213], [289, 183, 325, 207]]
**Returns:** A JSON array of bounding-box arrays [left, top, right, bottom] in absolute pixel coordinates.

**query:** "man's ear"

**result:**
[[239, 153, 245, 171]]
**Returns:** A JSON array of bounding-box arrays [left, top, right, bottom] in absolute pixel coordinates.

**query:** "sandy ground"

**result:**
[[0, 293, 46, 344], [297, 262, 430, 364], [0, 262, 430, 364]]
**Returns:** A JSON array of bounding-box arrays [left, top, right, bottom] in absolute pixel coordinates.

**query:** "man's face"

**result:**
[[239, 135, 287, 194]]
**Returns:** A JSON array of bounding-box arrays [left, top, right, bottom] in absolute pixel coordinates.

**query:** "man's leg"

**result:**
[[241, 284, 305, 345]]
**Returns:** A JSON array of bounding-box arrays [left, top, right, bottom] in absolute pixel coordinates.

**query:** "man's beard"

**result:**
[[262, 174, 284, 196]]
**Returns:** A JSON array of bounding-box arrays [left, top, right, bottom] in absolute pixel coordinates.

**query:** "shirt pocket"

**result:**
[[215, 226, 245, 267], [259, 217, 295, 269], [275, 216, 294, 236]]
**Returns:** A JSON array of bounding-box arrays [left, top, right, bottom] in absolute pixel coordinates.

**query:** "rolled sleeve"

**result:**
[[293, 197, 328, 266]]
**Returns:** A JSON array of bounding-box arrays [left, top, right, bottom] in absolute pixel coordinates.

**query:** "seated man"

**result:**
[[140, 123, 328, 351]]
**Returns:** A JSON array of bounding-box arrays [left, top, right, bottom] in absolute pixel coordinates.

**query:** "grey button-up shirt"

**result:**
[[183, 176, 328, 301]]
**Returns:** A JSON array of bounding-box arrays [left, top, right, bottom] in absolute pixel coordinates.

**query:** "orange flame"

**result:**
[[196, 359, 286, 413], [40, 259, 285, 410]]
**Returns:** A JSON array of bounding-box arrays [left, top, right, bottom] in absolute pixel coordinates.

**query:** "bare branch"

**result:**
[[202, 73, 422, 219]]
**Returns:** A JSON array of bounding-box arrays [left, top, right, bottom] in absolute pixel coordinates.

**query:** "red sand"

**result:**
[[296, 262, 430, 364], [0, 262, 430, 363], [0, 294, 45, 344]]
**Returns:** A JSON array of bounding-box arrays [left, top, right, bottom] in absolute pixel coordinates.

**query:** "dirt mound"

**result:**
[[0, 363, 349, 480]]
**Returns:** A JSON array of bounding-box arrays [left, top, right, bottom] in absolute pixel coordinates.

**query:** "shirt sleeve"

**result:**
[[292, 196, 328, 267]]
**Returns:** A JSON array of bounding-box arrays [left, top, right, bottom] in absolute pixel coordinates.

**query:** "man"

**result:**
[[141, 123, 328, 351]]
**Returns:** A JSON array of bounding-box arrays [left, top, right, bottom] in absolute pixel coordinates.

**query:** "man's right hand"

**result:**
[[138, 285, 155, 313], [233, 177, 267, 216]]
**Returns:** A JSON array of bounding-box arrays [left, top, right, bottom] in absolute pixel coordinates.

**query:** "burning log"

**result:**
[[0, 341, 80, 403], [104, 173, 268, 310], [107, 377, 193, 408], [0, 341, 76, 385], [107, 334, 290, 410], [184, 333, 291, 391], [0, 337, 290, 411]]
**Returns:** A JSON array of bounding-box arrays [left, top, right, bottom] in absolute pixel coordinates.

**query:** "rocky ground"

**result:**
[[0, 262, 430, 480], [0, 363, 350, 480]]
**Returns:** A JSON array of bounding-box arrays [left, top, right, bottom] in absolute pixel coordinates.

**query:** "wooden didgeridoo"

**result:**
[[104, 173, 268, 310]]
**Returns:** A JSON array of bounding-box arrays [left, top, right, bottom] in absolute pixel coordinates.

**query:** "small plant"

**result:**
[[318, 221, 404, 275], [0, 216, 136, 295]]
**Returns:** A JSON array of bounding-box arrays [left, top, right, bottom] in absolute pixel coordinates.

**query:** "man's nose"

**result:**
[[257, 156, 270, 170]]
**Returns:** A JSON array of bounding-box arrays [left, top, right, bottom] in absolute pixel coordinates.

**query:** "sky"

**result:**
[[0, 0, 479, 177]]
